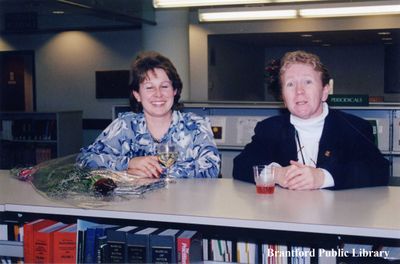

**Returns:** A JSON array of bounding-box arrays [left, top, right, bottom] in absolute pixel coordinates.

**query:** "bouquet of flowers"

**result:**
[[11, 154, 166, 206], [265, 58, 282, 101]]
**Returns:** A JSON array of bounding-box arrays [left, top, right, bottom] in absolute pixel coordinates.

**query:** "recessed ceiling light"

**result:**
[[300, 34, 313, 37], [299, 3, 400, 18], [312, 39, 322, 43], [52, 10, 65, 14], [382, 37, 393, 41], [154, 0, 323, 8], [198, 7, 297, 22], [378, 32, 391, 35]]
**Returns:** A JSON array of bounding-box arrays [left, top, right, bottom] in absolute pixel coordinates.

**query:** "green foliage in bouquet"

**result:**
[[12, 154, 165, 207], [33, 164, 97, 198], [13, 154, 113, 199]]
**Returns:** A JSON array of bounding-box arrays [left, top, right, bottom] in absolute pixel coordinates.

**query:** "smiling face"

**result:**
[[281, 63, 330, 119], [133, 68, 177, 119]]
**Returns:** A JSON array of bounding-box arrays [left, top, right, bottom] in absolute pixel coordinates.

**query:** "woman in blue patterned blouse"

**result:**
[[77, 51, 220, 178]]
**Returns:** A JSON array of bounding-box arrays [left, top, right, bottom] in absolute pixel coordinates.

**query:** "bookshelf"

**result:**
[[112, 102, 400, 184], [0, 111, 82, 169], [0, 170, 399, 261], [177, 101, 400, 184]]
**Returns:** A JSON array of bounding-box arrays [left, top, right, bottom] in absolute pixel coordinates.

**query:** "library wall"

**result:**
[[0, 30, 140, 119]]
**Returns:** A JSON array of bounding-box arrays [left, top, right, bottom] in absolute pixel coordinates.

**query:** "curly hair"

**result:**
[[279, 50, 331, 87], [129, 51, 183, 113]]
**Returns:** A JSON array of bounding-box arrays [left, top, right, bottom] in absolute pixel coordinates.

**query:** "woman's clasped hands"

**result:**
[[274, 160, 325, 190]]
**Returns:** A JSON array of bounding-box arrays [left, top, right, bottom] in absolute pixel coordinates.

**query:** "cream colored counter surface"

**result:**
[[0, 170, 399, 239]]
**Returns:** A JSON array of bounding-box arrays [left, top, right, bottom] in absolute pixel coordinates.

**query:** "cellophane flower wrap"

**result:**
[[11, 154, 166, 207]]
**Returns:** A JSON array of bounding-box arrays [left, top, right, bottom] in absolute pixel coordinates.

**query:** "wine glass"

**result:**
[[156, 142, 178, 183]]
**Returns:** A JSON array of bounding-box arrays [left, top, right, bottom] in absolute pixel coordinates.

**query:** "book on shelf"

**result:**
[[177, 230, 203, 264], [150, 229, 183, 263], [380, 246, 400, 261], [203, 238, 233, 262], [1, 219, 22, 242], [1, 120, 13, 140], [291, 246, 312, 264], [262, 244, 313, 264], [84, 224, 119, 263], [393, 117, 400, 152], [33, 222, 68, 263], [53, 224, 77, 264], [0, 224, 7, 240], [6, 119, 57, 141], [23, 219, 57, 263], [35, 147, 52, 164], [84, 225, 102, 263], [96, 235, 108, 264], [126, 227, 159, 263], [237, 241, 258, 264], [76, 219, 107, 264], [106, 226, 140, 263], [93, 224, 119, 263]]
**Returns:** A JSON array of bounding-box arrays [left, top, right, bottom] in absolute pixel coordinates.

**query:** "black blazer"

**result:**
[[233, 109, 389, 190]]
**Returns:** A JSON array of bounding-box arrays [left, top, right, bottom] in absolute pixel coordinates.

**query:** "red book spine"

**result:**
[[33, 223, 67, 263], [34, 230, 52, 263], [53, 225, 77, 264], [178, 237, 191, 264], [23, 219, 56, 264]]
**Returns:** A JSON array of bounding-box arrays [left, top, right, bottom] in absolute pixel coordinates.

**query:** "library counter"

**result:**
[[0, 170, 399, 240]]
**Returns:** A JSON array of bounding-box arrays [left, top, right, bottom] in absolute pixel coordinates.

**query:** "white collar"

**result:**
[[290, 102, 329, 137]]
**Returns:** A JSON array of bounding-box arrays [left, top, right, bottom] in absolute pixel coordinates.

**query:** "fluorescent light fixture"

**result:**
[[199, 7, 297, 22], [154, 0, 325, 8], [57, 0, 92, 9], [299, 2, 400, 18]]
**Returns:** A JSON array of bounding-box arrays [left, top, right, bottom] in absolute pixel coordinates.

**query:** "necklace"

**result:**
[[295, 130, 317, 166], [295, 130, 306, 165]]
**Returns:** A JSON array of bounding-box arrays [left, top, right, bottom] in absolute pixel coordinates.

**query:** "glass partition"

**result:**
[[207, 29, 400, 102]]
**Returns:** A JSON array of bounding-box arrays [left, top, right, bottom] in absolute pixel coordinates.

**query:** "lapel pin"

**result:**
[[324, 150, 331, 157]]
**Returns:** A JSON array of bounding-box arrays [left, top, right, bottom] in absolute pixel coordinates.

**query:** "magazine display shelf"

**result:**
[[0, 170, 399, 258], [184, 102, 400, 183], [114, 102, 400, 182]]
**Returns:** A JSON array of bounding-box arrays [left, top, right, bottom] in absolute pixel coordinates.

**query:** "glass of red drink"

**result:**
[[253, 165, 275, 194]]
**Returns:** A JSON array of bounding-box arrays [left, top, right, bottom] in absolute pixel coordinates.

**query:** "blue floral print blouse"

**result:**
[[76, 111, 220, 178]]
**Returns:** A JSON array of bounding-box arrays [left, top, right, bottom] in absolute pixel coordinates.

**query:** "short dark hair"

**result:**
[[129, 51, 183, 113], [279, 50, 331, 87]]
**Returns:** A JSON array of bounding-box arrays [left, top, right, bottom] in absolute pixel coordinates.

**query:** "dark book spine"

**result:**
[[96, 236, 108, 264], [84, 229, 96, 263], [77, 230, 85, 264], [127, 245, 147, 263], [152, 246, 173, 264], [108, 242, 125, 263]]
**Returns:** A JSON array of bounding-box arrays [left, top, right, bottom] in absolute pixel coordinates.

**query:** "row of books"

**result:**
[[0, 220, 24, 264], [1, 119, 57, 141], [76, 219, 202, 264], [0, 143, 53, 169], [16, 218, 203, 264], [2, 218, 399, 264]]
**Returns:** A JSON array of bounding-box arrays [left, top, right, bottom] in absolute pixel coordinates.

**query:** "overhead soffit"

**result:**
[[0, 0, 155, 34], [0, 0, 397, 46]]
